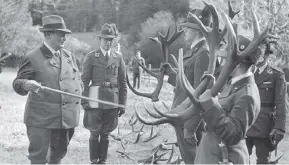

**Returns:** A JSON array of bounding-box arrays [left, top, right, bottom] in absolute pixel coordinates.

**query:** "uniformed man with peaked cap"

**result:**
[[246, 42, 287, 164], [81, 23, 127, 164]]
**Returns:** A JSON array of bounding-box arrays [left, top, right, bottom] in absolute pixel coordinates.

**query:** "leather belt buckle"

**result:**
[[103, 82, 111, 87]]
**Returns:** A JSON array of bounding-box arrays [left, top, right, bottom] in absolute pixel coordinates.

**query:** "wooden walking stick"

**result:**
[[40, 86, 126, 109]]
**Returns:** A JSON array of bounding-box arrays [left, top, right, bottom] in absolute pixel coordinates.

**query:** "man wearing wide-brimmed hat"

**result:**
[[160, 6, 213, 163], [81, 23, 127, 164], [13, 15, 83, 164]]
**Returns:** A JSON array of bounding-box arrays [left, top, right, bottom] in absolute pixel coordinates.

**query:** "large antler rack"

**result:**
[[126, 25, 183, 102], [134, 0, 278, 126]]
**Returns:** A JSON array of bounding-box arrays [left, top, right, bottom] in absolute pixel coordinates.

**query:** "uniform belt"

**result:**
[[261, 103, 275, 107], [102, 82, 118, 88]]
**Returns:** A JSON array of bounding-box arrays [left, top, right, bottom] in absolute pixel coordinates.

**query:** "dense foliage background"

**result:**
[[1, 0, 288, 69]]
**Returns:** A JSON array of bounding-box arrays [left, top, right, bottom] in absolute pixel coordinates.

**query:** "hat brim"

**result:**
[[96, 34, 117, 39], [39, 28, 72, 34]]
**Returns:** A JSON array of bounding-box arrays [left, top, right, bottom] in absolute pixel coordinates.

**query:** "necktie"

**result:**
[[105, 52, 109, 61]]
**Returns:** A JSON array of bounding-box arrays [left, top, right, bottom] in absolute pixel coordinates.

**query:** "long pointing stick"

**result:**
[[41, 86, 126, 109], [0, 53, 12, 62]]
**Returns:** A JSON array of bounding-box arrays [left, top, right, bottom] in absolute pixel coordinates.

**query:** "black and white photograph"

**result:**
[[0, 0, 288, 164]]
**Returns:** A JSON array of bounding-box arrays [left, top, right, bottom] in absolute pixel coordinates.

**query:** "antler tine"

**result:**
[[164, 25, 171, 41], [162, 101, 171, 111], [153, 102, 179, 118], [177, 48, 199, 104], [169, 54, 178, 68], [144, 103, 163, 119], [238, 8, 279, 60], [210, 9, 238, 97], [168, 24, 184, 45], [228, 0, 240, 19], [134, 58, 158, 78], [135, 106, 171, 125], [126, 72, 152, 99], [203, 1, 219, 35], [149, 37, 161, 45], [186, 12, 209, 35]]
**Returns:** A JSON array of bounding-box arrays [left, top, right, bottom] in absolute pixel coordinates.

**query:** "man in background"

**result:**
[[246, 42, 287, 164], [131, 50, 146, 89]]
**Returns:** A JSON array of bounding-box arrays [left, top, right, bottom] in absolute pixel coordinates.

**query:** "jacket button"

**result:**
[[62, 102, 66, 105], [75, 89, 78, 92], [60, 78, 63, 81]]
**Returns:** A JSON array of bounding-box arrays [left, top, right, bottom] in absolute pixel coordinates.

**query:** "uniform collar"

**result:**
[[258, 62, 268, 74], [44, 42, 60, 55], [100, 47, 111, 57], [231, 72, 253, 85]]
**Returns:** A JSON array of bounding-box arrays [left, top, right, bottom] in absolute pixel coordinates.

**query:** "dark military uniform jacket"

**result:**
[[195, 75, 260, 164], [247, 65, 287, 138], [81, 49, 127, 110], [13, 44, 83, 129]]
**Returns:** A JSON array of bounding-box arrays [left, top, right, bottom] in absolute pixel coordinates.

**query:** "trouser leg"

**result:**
[[136, 73, 140, 89], [133, 72, 137, 88], [90, 131, 100, 164], [48, 128, 75, 164], [26, 126, 51, 164], [255, 138, 272, 164]]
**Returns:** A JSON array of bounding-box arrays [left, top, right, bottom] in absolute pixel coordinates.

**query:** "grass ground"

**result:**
[[0, 69, 288, 164]]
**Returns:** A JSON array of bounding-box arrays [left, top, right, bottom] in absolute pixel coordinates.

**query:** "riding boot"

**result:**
[[97, 140, 109, 164], [89, 140, 100, 164]]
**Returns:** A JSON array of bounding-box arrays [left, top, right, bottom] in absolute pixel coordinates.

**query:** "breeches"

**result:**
[[84, 109, 118, 139], [26, 126, 74, 164], [246, 137, 274, 164]]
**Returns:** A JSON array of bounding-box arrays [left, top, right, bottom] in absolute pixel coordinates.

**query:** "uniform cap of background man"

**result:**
[[97, 23, 118, 39], [181, 6, 212, 30], [238, 35, 262, 64], [39, 15, 71, 34]]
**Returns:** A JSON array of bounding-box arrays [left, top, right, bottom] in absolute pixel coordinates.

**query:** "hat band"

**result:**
[[42, 23, 67, 30]]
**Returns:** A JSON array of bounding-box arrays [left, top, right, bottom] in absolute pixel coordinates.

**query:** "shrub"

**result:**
[[136, 11, 189, 68]]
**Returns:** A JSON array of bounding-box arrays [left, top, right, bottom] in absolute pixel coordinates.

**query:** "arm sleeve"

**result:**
[[202, 95, 258, 145], [274, 71, 287, 132], [12, 57, 35, 96]]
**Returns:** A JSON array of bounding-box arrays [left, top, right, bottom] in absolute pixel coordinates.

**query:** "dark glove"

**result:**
[[82, 102, 93, 111], [118, 108, 125, 117], [160, 62, 177, 76], [269, 128, 285, 144]]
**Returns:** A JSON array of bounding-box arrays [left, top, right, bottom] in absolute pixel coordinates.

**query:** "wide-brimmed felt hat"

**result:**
[[238, 35, 261, 64], [97, 23, 118, 39], [181, 6, 212, 30], [39, 15, 71, 34]]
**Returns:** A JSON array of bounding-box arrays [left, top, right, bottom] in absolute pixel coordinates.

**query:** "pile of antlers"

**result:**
[[111, 106, 183, 164]]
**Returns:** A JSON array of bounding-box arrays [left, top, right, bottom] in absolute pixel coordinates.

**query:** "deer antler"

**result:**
[[126, 24, 184, 102], [228, 0, 240, 19]]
